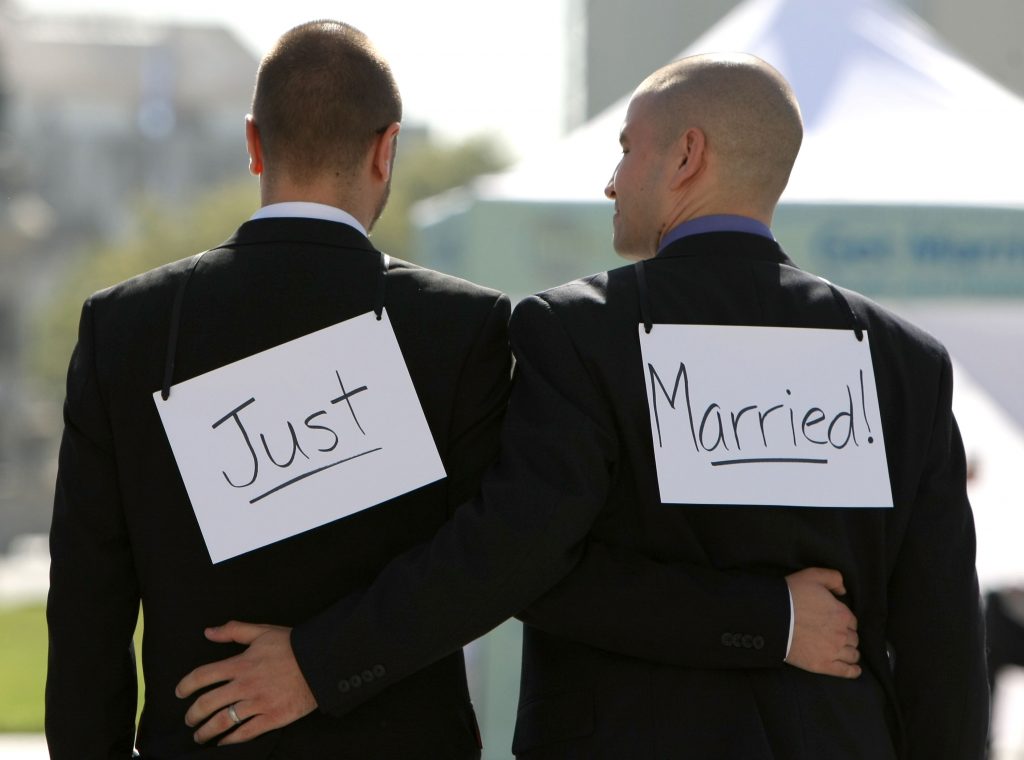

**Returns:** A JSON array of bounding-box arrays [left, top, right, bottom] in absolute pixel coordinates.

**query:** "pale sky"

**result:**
[[14, 0, 570, 160]]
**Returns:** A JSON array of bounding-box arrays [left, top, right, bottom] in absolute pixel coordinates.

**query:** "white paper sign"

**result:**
[[154, 309, 445, 563], [639, 324, 893, 508]]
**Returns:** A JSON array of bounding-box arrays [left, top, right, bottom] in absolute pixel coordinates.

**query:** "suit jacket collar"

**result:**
[[220, 217, 379, 255], [654, 231, 796, 269]]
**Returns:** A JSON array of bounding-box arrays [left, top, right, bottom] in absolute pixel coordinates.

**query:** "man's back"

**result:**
[[511, 231, 986, 758], [47, 217, 509, 757]]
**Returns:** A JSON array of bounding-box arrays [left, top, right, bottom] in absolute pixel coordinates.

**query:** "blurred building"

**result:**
[[567, 0, 1024, 129], [4, 12, 256, 237], [0, 7, 258, 550]]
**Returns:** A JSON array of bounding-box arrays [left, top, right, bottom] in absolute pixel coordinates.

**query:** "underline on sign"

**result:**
[[249, 447, 384, 504], [710, 457, 829, 467]]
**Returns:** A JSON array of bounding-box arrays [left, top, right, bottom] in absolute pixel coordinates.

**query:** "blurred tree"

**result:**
[[371, 133, 508, 256], [29, 132, 508, 396]]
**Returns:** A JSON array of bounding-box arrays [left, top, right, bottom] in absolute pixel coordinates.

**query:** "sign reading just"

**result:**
[[638, 324, 893, 508], [154, 310, 445, 563]]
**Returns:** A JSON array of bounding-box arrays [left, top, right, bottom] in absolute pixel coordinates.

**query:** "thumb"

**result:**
[[205, 620, 267, 645]]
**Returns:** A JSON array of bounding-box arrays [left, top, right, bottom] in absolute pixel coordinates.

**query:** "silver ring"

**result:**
[[227, 702, 242, 726]]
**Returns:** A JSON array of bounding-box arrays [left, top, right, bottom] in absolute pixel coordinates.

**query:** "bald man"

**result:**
[[180, 55, 987, 758]]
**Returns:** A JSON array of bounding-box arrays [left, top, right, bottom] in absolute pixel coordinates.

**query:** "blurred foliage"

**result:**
[[29, 132, 508, 397], [0, 603, 144, 731], [371, 133, 508, 256], [0, 604, 46, 731]]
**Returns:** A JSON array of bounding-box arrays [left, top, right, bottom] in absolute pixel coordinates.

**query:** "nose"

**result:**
[[604, 171, 616, 200]]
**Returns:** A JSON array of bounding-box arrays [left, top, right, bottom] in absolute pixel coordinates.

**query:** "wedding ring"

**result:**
[[227, 702, 242, 726]]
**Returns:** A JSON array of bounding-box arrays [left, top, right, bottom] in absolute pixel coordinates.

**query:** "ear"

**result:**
[[668, 127, 705, 190], [245, 115, 263, 176], [371, 122, 402, 183]]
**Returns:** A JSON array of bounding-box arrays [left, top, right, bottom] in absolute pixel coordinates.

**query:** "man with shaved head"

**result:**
[[181, 54, 987, 758]]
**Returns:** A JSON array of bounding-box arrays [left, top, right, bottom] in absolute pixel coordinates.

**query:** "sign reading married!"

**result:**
[[638, 324, 893, 509], [155, 310, 445, 563]]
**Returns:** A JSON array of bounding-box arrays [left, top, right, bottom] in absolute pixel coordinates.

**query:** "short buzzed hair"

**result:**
[[252, 20, 402, 181], [639, 53, 803, 201]]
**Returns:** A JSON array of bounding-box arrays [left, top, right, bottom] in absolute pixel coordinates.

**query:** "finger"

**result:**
[[823, 659, 861, 679], [816, 568, 846, 596], [840, 607, 858, 632], [185, 684, 243, 728], [205, 620, 268, 645], [835, 662, 862, 679], [837, 645, 861, 665], [177, 657, 239, 699], [218, 712, 278, 745], [847, 630, 860, 649], [194, 701, 252, 745]]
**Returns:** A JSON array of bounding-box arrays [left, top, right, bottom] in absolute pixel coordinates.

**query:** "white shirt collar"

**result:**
[[250, 202, 368, 237]]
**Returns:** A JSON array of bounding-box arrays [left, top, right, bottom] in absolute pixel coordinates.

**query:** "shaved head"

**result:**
[[636, 53, 803, 204]]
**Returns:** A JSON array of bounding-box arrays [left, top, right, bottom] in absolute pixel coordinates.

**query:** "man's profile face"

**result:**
[[604, 94, 667, 261]]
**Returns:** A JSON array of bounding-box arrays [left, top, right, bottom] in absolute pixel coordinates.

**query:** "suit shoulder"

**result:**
[[838, 285, 950, 364], [383, 259, 510, 346], [387, 257, 506, 304], [86, 254, 201, 312], [517, 263, 640, 324]]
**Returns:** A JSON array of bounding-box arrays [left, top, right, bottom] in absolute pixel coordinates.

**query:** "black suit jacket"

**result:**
[[289, 232, 986, 759], [507, 233, 988, 758], [46, 218, 511, 759]]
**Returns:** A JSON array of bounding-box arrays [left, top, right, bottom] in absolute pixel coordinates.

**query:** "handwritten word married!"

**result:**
[[647, 362, 877, 466]]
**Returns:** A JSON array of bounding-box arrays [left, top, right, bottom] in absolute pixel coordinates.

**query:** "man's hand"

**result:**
[[784, 568, 862, 678], [175, 622, 317, 745]]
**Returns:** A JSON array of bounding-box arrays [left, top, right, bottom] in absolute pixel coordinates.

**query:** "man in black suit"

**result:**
[[178, 54, 989, 758], [46, 21, 514, 758], [498, 54, 987, 757]]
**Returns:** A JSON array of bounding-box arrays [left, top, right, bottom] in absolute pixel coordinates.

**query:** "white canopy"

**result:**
[[477, 0, 1024, 209]]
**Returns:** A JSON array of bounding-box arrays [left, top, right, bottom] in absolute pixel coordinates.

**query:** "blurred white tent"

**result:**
[[478, 0, 1024, 208], [415, 0, 1024, 299]]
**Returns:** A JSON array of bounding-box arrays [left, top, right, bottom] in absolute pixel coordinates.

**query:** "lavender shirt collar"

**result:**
[[657, 215, 774, 255]]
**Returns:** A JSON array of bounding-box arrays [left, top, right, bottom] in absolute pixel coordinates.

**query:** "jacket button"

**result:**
[[350, 675, 362, 688], [373, 664, 386, 677], [742, 634, 753, 649], [338, 680, 351, 693], [753, 636, 765, 650], [721, 632, 732, 646], [361, 669, 375, 683]]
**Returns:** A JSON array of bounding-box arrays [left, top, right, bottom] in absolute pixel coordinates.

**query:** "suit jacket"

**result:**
[[507, 232, 988, 758], [46, 218, 511, 759], [289, 232, 986, 760]]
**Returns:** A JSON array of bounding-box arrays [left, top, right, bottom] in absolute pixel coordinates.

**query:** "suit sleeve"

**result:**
[[294, 293, 788, 715], [886, 355, 988, 759], [518, 540, 790, 667], [292, 294, 618, 715], [45, 298, 140, 759], [442, 294, 512, 513]]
